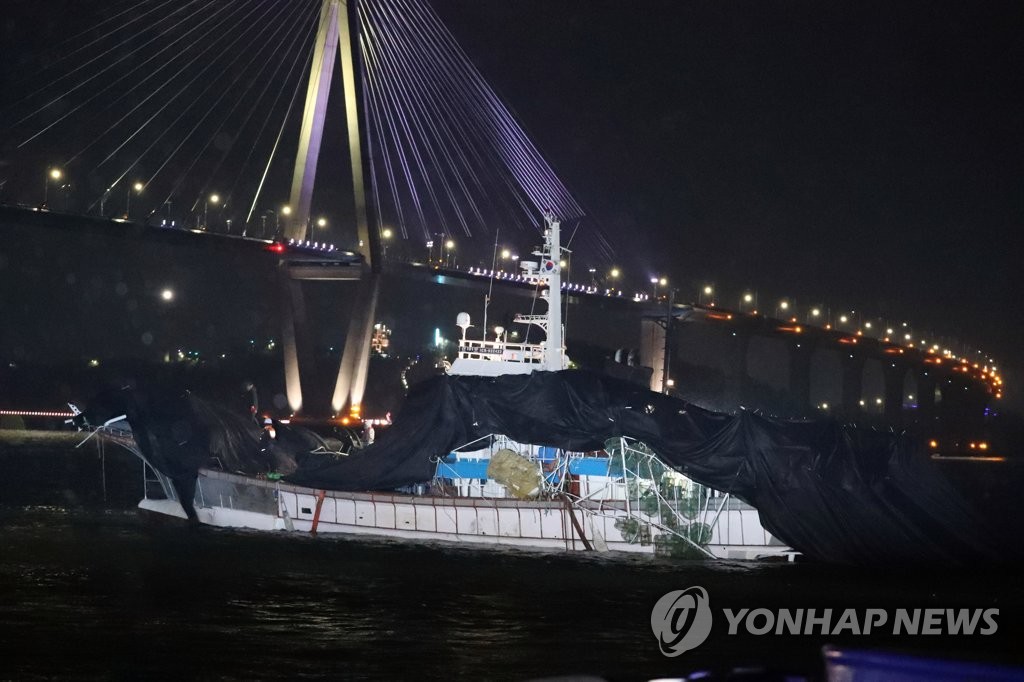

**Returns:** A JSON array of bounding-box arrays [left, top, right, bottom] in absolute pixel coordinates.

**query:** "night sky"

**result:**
[[430, 0, 1023, 369], [2, 0, 1022, 393]]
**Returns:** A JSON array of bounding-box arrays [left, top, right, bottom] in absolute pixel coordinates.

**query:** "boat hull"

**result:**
[[139, 468, 793, 560]]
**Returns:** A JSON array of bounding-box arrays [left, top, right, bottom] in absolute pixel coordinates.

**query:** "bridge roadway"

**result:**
[[0, 204, 995, 437]]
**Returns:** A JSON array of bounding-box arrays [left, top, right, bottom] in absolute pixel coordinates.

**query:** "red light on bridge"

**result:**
[[837, 337, 858, 344], [265, 242, 287, 254], [705, 312, 733, 321], [883, 347, 904, 355], [776, 325, 802, 333]]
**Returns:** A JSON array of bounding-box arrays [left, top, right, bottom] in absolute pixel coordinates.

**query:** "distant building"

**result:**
[[371, 323, 392, 356]]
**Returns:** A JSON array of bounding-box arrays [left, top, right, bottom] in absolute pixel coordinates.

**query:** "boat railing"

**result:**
[[434, 433, 757, 555], [456, 338, 545, 363]]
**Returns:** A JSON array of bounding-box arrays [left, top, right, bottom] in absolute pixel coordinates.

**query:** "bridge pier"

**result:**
[[331, 273, 380, 414], [727, 332, 752, 408], [915, 369, 938, 430], [280, 273, 311, 414], [882, 361, 907, 426], [639, 318, 668, 392], [787, 341, 815, 416], [840, 352, 866, 417]]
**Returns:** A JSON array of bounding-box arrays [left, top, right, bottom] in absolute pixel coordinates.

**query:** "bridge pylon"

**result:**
[[282, 0, 381, 416]]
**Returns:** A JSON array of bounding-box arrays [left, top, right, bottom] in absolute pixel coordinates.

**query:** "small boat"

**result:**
[[105, 214, 792, 560]]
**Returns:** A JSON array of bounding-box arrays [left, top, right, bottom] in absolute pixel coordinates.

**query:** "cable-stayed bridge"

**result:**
[[0, 0, 1002, 432]]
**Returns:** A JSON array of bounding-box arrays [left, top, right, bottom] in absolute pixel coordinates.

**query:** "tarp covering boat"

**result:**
[[106, 370, 1000, 564]]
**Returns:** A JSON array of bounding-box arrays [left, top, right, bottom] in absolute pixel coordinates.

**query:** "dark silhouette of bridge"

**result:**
[[0, 0, 1002, 437]]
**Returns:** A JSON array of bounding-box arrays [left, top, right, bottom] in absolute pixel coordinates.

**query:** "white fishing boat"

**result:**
[[112, 215, 793, 561]]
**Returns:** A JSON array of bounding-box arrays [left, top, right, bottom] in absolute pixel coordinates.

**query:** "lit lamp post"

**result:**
[[501, 248, 511, 261], [381, 227, 393, 260], [44, 168, 62, 206], [699, 285, 713, 305], [651, 276, 667, 300], [445, 239, 455, 268], [317, 217, 327, 229], [202, 193, 220, 229], [125, 181, 144, 219], [281, 205, 292, 236], [809, 307, 822, 324], [741, 291, 755, 311], [777, 299, 790, 319]]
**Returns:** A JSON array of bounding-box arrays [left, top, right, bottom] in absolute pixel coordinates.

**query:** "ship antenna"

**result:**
[[482, 228, 499, 338]]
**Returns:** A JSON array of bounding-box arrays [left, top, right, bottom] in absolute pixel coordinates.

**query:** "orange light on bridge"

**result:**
[[928, 439, 939, 449], [884, 347, 904, 355], [0, 409, 76, 418], [705, 312, 733, 321], [837, 336, 858, 344], [776, 325, 803, 333]]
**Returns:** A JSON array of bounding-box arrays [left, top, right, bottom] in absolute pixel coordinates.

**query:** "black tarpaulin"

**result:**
[[115, 371, 1002, 564], [288, 371, 1000, 565]]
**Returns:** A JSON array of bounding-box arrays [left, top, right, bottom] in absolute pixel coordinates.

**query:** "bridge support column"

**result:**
[[279, 273, 313, 414], [787, 342, 814, 416], [331, 273, 380, 414], [640, 318, 667, 392], [882, 362, 906, 426], [840, 353, 865, 417], [915, 369, 937, 431], [727, 332, 752, 408]]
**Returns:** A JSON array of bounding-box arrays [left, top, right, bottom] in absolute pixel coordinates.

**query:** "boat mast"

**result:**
[[544, 214, 563, 371]]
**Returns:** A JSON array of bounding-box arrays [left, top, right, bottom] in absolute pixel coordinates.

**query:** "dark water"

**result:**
[[2, 445, 1024, 681]]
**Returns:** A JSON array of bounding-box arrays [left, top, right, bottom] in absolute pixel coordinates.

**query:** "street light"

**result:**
[[281, 205, 292, 236], [777, 300, 790, 318], [381, 227, 393, 260], [610, 267, 620, 279], [501, 248, 511, 260], [651, 276, 668, 300], [699, 284, 713, 305], [317, 217, 327, 228], [160, 288, 174, 302], [124, 181, 144, 219], [44, 168, 62, 205], [203, 193, 219, 229], [445, 239, 455, 267]]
